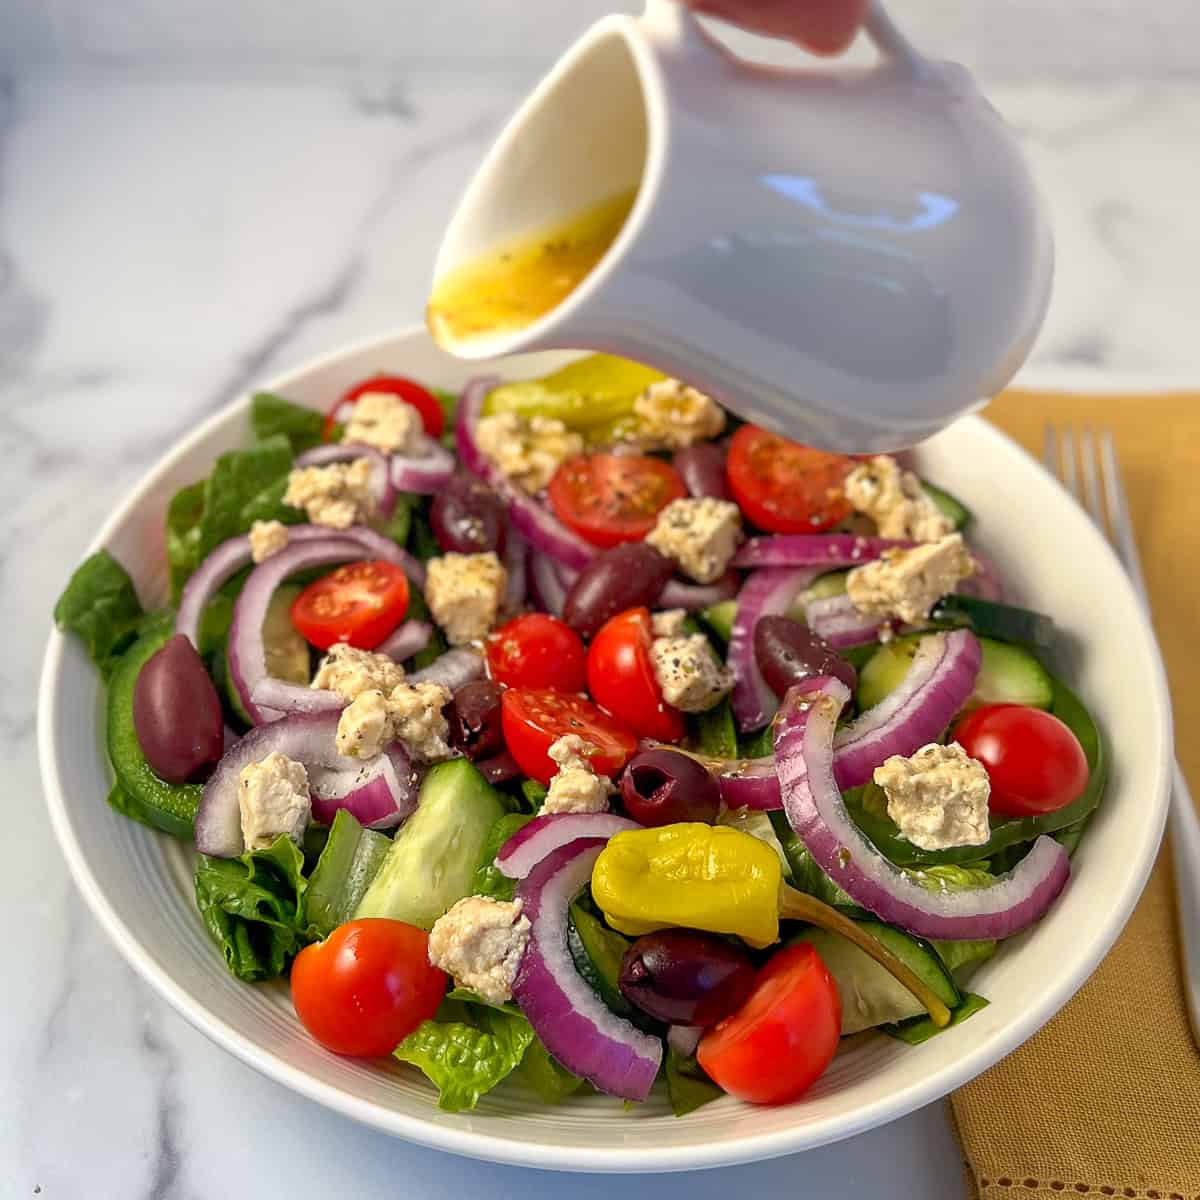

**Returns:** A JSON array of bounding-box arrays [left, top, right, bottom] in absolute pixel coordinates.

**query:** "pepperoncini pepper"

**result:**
[[591, 823, 782, 948], [590, 822, 953, 1027]]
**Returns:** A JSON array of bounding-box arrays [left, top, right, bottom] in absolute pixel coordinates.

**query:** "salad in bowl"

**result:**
[[53, 353, 1104, 1116]]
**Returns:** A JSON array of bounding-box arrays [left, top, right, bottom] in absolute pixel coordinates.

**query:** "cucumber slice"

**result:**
[[857, 634, 1053, 712], [930, 594, 1054, 648], [224, 583, 310, 724], [698, 599, 737, 645], [567, 903, 635, 1018], [106, 616, 202, 839], [354, 759, 505, 929], [306, 809, 391, 937], [796, 570, 849, 605], [794, 919, 959, 1035], [921, 481, 972, 530]]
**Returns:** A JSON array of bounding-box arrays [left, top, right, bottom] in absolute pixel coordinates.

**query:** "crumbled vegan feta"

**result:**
[[427, 896, 532, 1005], [542, 734, 613, 815], [644, 497, 742, 584], [874, 742, 991, 851], [650, 608, 689, 638], [342, 391, 428, 456], [311, 642, 406, 702], [238, 752, 311, 851], [425, 551, 507, 645], [632, 379, 726, 449], [650, 633, 734, 713], [283, 458, 375, 529], [335, 681, 452, 761], [845, 533, 974, 626], [474, 411, 584, 494], [248, 519, 290, 563], [844, 455, 954, 543]]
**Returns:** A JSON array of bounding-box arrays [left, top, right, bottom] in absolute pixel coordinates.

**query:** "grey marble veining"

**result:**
[[6, 59, 1200, 1199]]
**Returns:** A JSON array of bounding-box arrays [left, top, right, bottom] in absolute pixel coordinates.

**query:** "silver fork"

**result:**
[[1044, 425, 1200, 1046]]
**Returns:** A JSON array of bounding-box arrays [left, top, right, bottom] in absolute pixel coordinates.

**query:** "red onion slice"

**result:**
[[196, 710, 418, 856], [712, 755, 782, 811], [496, 813, 639, 879], [308, 743, 419, 830], [660, 571, 740, 611], [457, 377, 597, 571], [775, 676, 1070, 940], [230, 538, 371, 724], [529, 553, 568, 618], [513, 839, 663, 1100], [729, 567, 821, 732], [804, 592, 887, 649], [176, 524, 425, 650], [832, 629, 981, 789], [409, 647, 484, 690], [389, 439, 455, 494], [502, 530, 528, 618], [377, 618, 433, 663], [294, 443, 397, 517], [733, 534, 909, 570]]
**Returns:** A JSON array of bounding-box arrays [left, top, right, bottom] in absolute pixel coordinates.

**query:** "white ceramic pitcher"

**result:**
[[431, 0, 1053, 451]]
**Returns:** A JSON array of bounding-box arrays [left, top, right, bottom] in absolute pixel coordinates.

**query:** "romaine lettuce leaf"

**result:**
[[198, 434, 295, 559], [472, 813, 533, 902], [519, 779, 548, 814], [664, 1046, 723, 1116], [394, 1003, 535, 1112], [931, 938, 997, 985], [693, 697, 737, 758], [194, 835, 317, 982], [165, 480, 207, 604], [514, 1036, 586, 1104], [882, 991, 988, 1044], [250, 392, 328, 454], [54, 549, 146, 679]]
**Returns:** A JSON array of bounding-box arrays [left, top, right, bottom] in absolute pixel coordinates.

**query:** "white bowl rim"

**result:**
[[37, 328, 1174, 1173]]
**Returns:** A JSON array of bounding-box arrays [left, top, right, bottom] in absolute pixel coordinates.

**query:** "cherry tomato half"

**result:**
[[547, 453, 686, 548], [953, 703, 1090, 817], [501, 687, 638, 785], [322, 374, 445, 441], [291, 919, 447, 1057], [486, 613, 587, 692], [586, 607, 685, 743], [726, 425, 855, 534], [697, 942, 841, 1105], [290, 560, 409, 651]]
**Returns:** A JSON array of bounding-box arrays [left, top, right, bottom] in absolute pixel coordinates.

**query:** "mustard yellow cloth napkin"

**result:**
[[947, 390, 1200, 1200]]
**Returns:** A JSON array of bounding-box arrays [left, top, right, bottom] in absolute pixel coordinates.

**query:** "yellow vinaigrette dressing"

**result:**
[[427, 189, 636, 346]]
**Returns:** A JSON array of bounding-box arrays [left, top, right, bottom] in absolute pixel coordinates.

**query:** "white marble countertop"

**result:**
[[8, 62, 1200, 1199]]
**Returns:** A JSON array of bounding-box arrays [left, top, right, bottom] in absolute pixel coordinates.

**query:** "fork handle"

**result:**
[[1168, 762, 1200, 1046]]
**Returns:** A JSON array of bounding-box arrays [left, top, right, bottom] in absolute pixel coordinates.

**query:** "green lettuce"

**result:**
[[883, 992, 988, 1044], [693, 697, 737, 758], [194, 835, 318, 982], [514, 1037, 586, 1104], [520, 779, 548, 813], [768, 811, 856, 908], [664, 1046, 723, 1117], [250, 392, 328, 454], [395, 998, 535, 1112], [198, 435, 296, 558], [165, 480, 207, 603], [473, 813, 533, 902], [932, 938, 997, 985], [54, 549, 146, 679]]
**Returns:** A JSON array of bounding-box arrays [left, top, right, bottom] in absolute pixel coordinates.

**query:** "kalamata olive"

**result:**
[[620, 747, 721, 826], [754, 615, 857, 694], [447, 679, 505, 759], [430, 473, 507, 555], [132, 634, 225, 783], [619, 929, 757, 1025], [563, 543, 675, 639], [674, 443, 731, 501]]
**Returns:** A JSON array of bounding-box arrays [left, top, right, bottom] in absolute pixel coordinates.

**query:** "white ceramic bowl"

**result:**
[[38, 328, 1172, 1173]]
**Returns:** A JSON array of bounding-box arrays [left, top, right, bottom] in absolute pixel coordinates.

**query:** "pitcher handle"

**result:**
[[641, 0, 930, 79]]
